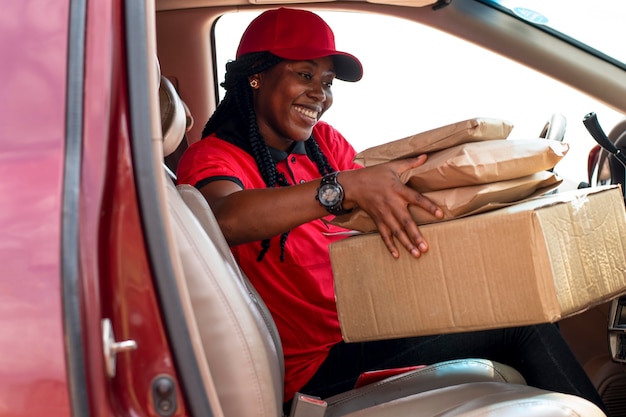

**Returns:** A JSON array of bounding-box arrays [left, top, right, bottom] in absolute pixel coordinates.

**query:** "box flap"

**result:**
[[535, 185, 626, 314]]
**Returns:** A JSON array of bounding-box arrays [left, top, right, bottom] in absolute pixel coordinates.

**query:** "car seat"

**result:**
[[156, 74, 607, 417]]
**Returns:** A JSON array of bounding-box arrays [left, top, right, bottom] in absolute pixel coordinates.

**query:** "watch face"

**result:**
[[319, 184, 341, 206]]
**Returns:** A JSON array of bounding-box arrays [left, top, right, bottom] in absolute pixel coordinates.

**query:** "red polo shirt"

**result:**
[[176, 121, 362, 401]]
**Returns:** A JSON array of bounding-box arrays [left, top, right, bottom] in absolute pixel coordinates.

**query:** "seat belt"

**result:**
[[289, 393, 327, 417]]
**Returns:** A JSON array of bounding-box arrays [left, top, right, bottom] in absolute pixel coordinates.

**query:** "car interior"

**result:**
[[133, 0, 626, 415]]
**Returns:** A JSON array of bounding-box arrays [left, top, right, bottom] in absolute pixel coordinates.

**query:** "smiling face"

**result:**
[[251, 57, 335, 151]]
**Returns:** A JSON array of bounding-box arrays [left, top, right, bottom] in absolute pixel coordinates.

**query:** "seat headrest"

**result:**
[[159, 76, 192, 157]]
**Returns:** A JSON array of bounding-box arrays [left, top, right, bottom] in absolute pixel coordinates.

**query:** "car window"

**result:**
[[483, 0, 626, 67], [214, 10, 624, 185]]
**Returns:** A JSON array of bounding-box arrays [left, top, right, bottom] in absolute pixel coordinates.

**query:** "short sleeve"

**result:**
[[176, 135, 263, 189]]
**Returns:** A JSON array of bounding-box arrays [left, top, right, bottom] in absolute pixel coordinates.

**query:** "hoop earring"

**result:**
[[250, 79, 259, 89]]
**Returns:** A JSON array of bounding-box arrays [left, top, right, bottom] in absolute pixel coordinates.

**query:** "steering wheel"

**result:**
[[539, 113, 567, 142]]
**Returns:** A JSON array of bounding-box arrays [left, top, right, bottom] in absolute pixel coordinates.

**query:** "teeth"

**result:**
[[295, 106, 318, 120]]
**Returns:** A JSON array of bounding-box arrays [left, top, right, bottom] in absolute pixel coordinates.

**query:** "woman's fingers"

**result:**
[[407, 188, 444, 220], [373, 200, 429, 259], [343, 155, 443, 258], [375, 222, 401, 259], [375, 157, 443, 258], [389, 156, 444, 219], [388, 153, 427, 170]]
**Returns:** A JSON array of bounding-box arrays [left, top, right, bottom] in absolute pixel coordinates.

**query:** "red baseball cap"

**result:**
[[236, 8, 363, 82]]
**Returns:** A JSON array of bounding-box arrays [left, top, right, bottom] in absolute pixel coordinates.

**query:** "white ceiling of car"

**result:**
[[155, 0, 439, 11]]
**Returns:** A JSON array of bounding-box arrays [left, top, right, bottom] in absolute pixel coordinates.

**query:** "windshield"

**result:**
[[481, 0, 626, 68]]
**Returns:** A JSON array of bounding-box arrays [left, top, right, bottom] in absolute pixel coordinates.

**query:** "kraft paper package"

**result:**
[[401, 138, 569, 192], [332, 117, 569, 232], [354, 117, 515, 167], [332, 171, 562, 232]]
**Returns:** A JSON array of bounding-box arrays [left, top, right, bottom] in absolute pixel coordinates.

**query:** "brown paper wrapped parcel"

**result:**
[[333, 118, 568, 231], [354, 117, 515, 167]]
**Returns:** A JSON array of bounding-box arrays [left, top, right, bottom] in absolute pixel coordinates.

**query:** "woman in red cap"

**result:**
[[176, 7, 606, 413]]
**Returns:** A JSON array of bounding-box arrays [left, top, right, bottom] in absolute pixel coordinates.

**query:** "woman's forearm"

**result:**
[[200, 180, 328, 246]]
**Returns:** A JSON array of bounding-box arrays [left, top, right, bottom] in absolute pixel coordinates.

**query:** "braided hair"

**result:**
[[203, 52, 335, 262]]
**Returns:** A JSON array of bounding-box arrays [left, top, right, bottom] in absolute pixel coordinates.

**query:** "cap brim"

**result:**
[[269, 47, 363, 82], [331, 54, 363, 82]]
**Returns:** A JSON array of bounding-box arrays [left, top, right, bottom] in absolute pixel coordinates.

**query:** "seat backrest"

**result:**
[[165, 179, 284, 417], [176, 183, 285, 366], [159, 75, 284, 417]]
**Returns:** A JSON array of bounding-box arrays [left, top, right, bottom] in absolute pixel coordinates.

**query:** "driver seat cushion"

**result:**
[[341, 382, 605, 417]]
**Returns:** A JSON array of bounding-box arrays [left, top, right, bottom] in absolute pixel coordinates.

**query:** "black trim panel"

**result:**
[[62, 0, 90, 416], [123, 2, 214, 416]]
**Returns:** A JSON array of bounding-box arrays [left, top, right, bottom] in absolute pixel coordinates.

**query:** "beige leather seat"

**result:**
[[157, 75, 607, 417]]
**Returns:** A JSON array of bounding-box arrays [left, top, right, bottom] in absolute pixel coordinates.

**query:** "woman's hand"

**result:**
[[340, 155, 443, 259]]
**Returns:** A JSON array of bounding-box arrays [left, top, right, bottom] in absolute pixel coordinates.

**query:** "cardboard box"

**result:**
[[330, 185, 626, 342]]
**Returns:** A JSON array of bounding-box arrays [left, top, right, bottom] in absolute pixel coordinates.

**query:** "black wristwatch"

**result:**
[[316, 172, 352, 216]]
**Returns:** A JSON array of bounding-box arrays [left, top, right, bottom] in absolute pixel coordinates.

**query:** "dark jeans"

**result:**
[[287, 324, 607, 414]]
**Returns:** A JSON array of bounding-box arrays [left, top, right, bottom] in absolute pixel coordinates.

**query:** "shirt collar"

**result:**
[[215, 116, 309, 162], [268, 140, 307, 163]]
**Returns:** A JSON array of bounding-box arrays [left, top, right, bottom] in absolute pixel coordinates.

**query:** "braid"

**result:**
[[305, 137, 335, 176], [202, 53, 281, 139], [205, 52, 334, 262], [279, 233, 289, 262]]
